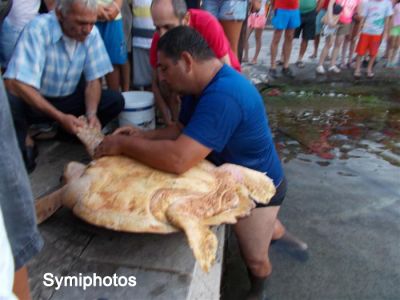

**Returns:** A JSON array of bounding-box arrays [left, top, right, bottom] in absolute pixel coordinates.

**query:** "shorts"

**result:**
[[248, 12, 267, 29], [356, 33, 382, 57], [0, 78, 43, 270], [133, 47, 153, 88], [272, 8, 301, 30], [294, 10, 316, 40], [315, 9, 326, 34], [256, 176, 287, 208], [96, 19, 127, 65], [336, 22, 351, 36], [0, 18, 22, 68], [390, 26, 400, 37], [202, 0, 248, 21]]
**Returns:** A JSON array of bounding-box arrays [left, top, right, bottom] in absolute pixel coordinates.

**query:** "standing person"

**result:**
[[244, 0, 268, 64], [0, 75, 43, 300], [96, 0, 127, 91], [294, 0, 318, 67], [340, 0, 365, 69], [121, 0, 133, 91], [386, 0, 400, 67], [4, 0, 124, 173], [326, 0, 360, 73], [353, 0, 393, 78], [316, 0, 343, 73], [202, 0, 247, 57], [150, 0, 240, 125], [269, 0, 301, 78], [0, 0, 41, 69], [131, 0, 155, 90], [95, 26, 307, 299], [310, 0, 330, 59]]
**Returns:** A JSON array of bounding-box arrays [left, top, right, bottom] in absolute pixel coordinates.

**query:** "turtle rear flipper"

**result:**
[[35, 186, 66, 224]]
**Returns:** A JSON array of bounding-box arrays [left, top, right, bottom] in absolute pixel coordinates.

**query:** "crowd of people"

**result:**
[[9, 0, 400, 299]]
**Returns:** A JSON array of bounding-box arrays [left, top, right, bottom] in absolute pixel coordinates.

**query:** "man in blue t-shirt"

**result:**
[[95, 26, 307, 297]]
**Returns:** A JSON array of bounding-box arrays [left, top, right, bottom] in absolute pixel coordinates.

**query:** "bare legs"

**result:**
[[330, 34, 346, 69], [244, 27, 263, 64], [234, 207, 281, 278], [297, 38, 309, 63], [270, 30, 284, 69], [105, 65, 122, 92], [220, 20, 244, 58]]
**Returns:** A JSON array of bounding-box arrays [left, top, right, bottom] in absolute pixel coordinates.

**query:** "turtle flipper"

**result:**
[[166, 202, 217, 273]]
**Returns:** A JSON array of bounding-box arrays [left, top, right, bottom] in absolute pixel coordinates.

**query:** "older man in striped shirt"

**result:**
[[4, 0, 124, 173]]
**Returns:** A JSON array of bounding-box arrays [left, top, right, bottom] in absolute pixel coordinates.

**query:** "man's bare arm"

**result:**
[[5, 79, 84, 133], [95, 134, 212, 174]]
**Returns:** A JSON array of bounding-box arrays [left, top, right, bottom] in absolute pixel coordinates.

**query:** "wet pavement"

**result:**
[[222, 30, 400, 300]]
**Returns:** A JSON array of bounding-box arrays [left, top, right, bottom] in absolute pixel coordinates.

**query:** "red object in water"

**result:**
[[266, 88, 281, 97]]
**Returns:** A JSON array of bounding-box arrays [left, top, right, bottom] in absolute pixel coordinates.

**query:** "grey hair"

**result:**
[[151, 0, 187, 21], [57, 0, 97, 15]]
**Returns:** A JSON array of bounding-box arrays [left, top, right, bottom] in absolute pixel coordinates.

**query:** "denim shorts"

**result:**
[[96, 19, 127, 65], [0, 18, 22, 68], [272, 8, 301, 30], [202, 0, 248, 21], [0, 77, 43, 270], [315, 9, 326, 34]]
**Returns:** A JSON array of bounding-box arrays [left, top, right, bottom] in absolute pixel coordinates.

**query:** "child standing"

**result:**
[[244, 0, 268, 64], [353, 0, 393, 78], [386, 0, 400, 67]]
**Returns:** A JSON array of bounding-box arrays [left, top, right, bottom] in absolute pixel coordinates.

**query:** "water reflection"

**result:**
[[268, 103, 400, 167]]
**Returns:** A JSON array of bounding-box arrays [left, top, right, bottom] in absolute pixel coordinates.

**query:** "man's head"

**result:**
[[151, 0, 189, 36], [157, 26, 216, 94], [56, 0, 97, 42]]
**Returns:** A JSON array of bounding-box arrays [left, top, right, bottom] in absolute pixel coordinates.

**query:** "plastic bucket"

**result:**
[[119, 91, 155, 130]]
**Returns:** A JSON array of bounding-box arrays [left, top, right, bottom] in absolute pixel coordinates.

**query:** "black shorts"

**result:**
[[294, 10, 316, 40], [256, 176, 287, 208]]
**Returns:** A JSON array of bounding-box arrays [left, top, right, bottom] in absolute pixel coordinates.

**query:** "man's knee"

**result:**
[[246, 255, 272, 277]]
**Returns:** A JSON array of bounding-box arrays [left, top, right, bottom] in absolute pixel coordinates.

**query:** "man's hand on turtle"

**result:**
[[94, 135, 122, 158], [60, 114, 85, 134], [113, 125, 143, 137], [87, 114, 101, 131]]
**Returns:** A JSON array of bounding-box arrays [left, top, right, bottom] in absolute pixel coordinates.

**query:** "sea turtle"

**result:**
[[35, 119, 276, 272]]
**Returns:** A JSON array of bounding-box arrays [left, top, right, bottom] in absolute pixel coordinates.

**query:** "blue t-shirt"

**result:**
[[179, 65, 284, 186]]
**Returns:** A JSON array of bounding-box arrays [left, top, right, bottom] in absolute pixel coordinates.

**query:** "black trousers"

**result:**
[[7, 82, 124, 153]]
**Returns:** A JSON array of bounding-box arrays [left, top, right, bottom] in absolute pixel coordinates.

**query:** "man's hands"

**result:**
[[59, 114, 85, 134], [97, 2, 120, 21], [58, 114, 101, 135], [87, 114, 101, 131], [113, 125, 144, 137], [93, 135, 123, 158]]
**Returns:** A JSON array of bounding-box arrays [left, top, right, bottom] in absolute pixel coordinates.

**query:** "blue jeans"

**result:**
[[0, 76, 43, 270]]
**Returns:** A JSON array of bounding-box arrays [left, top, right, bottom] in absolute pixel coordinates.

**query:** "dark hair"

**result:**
[[151, 0, 187, 21], [157, 26, 216, 62], [333, 3, 343, 15]]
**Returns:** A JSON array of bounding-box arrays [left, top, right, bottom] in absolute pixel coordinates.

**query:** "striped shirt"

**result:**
[[4, 12, 113, 97], [132, 0, 155, 49]]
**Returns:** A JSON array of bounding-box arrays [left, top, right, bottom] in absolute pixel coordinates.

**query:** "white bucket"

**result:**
[[119, 91, 155, 130]]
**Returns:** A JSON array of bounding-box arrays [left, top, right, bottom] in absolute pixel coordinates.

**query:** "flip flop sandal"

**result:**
[[367, 72, 375, 79], [295, 61, 305, 68], [353, 72, 361, 80]]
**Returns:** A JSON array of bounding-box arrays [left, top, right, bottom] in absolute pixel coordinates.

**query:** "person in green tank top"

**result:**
[[294, 0, 317, 67]]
